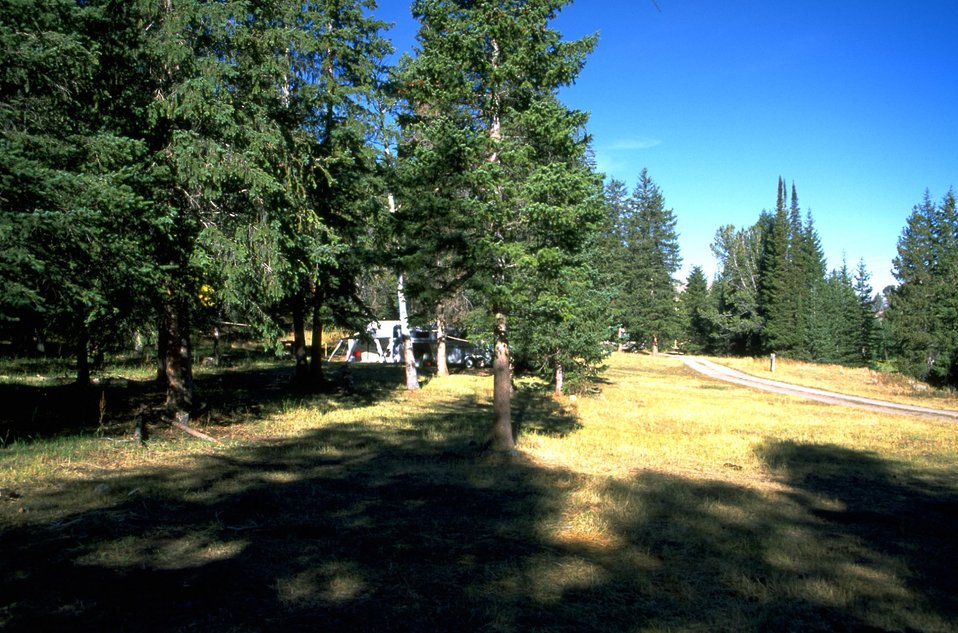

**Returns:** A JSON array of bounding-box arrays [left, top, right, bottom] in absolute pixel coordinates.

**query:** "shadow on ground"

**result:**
[[1, 406, 956, 631], [0, 360, 405, 443]]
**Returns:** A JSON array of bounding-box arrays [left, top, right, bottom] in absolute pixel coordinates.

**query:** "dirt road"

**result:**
[[681, 356, 958, 422]]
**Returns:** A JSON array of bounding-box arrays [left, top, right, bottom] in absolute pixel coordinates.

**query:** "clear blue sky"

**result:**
[[376, 0, 958, 293]]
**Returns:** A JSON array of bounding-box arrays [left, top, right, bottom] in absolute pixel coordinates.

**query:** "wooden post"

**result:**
[[770, 353, 776, 373]]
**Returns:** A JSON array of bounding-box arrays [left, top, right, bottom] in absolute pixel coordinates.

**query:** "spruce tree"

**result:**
[[888, 191, 942, 381], [853, 258, 878, 365], [759, 177, 797, 355], [0, 0, 155, 383], [930, 189, 958, 384], [680, 266, 713, 353], [620, 168, 682, 355], [593, 178, 631, 340], [792, 210, 828, 359], [400, 0, 599, 451]]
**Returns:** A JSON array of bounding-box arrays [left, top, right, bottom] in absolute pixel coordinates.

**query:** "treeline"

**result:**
[[675, 178, 882, 366], [670, 180, 958, 390]]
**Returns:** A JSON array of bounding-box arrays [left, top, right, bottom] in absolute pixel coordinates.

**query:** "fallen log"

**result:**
[[172, 413, 221, 443]]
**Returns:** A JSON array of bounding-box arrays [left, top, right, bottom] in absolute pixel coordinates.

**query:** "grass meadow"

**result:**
[[1, 353, 957, 632]]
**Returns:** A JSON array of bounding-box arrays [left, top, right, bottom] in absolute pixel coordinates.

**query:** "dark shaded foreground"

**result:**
[[2, 399, 957, 632]]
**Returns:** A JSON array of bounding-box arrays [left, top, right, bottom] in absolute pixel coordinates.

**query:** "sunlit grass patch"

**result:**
[[76, 530, 248, 570]]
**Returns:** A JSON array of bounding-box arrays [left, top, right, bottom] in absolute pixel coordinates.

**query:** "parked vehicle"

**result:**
[[327, 321, 488, 369], [463, 345, 492, 369]]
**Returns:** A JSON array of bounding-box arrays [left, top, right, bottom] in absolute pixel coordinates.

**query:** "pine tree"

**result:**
[[853, 258, 878, 365], [930, 189, 958, 384], [592, 179, 630, 340], [0, 1, 155, 383], [760, 177, 797, 355], [400, 0, 599, 451], [620, 168, 682, 355], [680, 266, 712, 353], [792, 210, 828, 359], [888, 191, 942, 382], [803, 266, 859, 365]]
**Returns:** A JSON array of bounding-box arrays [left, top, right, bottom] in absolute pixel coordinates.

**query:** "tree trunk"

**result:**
[[75, 324, 90, 387], [162, 294, 193, 422], [491, 310, 515, 452], [435, 304, 449, 377], [403, 334, 419, 389], [291, 299, 310, 385], [651, 334, 659, 356], [308, 282, 326, 386], [156, 312, 169, 384], [554, 361, 564, 396], [397, 273, 420, 390], [487, 39, 512, 452]]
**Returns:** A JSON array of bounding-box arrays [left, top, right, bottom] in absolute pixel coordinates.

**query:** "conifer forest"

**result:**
[[2, 0, 957, 442]]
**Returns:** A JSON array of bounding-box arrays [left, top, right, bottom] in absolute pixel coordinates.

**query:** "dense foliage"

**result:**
[[886, 189, 958, 386]]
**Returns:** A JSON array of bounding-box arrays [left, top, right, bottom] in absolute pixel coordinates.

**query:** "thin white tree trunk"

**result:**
[[381, 93, 420, 390], [436, 303, 449, 377]]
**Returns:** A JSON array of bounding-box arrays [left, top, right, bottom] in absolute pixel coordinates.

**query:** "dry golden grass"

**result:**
[[524, 353, 958, 477], [2, 354, 957, 632]]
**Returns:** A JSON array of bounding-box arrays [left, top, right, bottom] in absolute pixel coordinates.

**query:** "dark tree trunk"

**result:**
[[491, 310, 515, 452], [162, 293, 193, 422], [156, 312, 169, 385], [435, 304, 449, 378], [291, 299, 310, 385], [75, 324, 90, 387], [308, 283, 326, 386]]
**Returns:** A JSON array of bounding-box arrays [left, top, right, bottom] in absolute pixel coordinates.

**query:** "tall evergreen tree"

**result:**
[[887, 191, 948, 382], [792, 209, 828, 359], [930, 189, 958, 384], [0, 0, 155, 383], [592, 178, 630, 340], [400, 0, 599, 451], [680, 265, 712, 353], [853, 258, 878, 365], [760, 177, 798, 354], [620, 168, 682, 355]]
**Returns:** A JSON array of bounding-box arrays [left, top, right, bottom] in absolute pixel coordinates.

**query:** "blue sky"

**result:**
[[376, 0, 958, 293]]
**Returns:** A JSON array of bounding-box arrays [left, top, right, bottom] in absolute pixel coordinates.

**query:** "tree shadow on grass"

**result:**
[[2, 412, 957, 632], [0, 361, 405, 444], [756, 440, 958, 628]]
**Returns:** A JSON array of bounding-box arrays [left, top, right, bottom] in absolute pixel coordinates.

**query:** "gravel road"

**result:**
[[680, 356, 958, 422]]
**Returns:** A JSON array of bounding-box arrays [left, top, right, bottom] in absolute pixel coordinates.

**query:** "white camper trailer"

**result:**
[[327, 321, 488, 368]]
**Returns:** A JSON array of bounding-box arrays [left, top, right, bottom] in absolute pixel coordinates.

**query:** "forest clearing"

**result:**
[[2, 353, 956, 632]]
